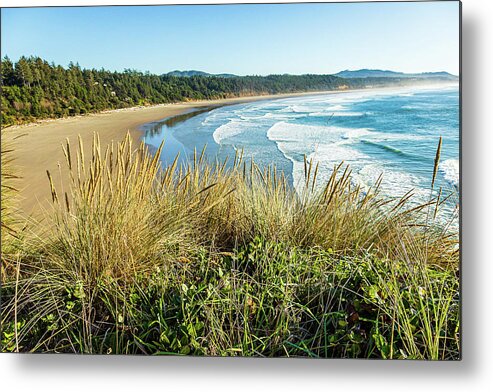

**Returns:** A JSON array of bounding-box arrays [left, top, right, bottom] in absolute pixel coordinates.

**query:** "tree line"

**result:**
[[1, 56, 428, 126]]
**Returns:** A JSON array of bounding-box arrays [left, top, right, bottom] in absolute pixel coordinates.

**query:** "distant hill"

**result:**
[[166, 70, 238, 78], [334, 69, 458, 80], [166, 69, 458, 81]]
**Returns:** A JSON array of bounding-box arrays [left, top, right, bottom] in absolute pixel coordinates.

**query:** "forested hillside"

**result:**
[[0, 56, 450, 126]]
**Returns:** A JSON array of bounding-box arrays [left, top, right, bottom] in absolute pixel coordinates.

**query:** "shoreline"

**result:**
[[5, 90, 349, 132], [6, 83, 457, 218]]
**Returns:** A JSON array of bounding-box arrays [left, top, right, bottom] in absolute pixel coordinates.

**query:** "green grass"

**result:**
[[0, 133, 460, 358]]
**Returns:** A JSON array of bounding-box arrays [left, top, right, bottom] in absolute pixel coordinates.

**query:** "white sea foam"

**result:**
[[362, 132, 429, 142], [266, 122, 370, 192], [332, 111, 364, 117], [309, 143, 368, 162], [267, 122, 342, 142], [439, 159, 460, 188], [325, 104, 346, 111], [278, 106, 295, 113], [309, 111, 364, 117], [288, 146, 368, 193], [213, 121, 246, 144], [239, 112, 305, 122], [341, 128, 374, 139], [201, 112, 222, 126], [286, 105, 315, 113], [238, 115, 264, 121], [354, 164, 429, 200]]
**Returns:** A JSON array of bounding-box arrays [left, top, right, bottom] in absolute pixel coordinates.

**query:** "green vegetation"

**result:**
[[1, 56, 444, 127], [0, 134, 460, 358]]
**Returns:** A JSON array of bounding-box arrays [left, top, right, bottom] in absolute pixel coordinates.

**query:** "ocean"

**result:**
[[143, 84, 459, 217]]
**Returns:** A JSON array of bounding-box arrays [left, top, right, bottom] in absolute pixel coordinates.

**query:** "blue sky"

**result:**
[[1, 2, 460, 75]]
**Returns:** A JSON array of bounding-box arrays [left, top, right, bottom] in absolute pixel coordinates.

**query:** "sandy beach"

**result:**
[[6, 91, 345, 219]]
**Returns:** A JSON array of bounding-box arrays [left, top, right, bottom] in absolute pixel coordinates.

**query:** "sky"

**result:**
[[1, 1, 460, 76]]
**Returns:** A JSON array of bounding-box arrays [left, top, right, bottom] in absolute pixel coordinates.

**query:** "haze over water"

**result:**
[[144, 84, 459, 214]]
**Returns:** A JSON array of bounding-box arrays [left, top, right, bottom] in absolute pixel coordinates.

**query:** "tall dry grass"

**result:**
[[42, 133, 457, 265], [1, 129, 23, 281]]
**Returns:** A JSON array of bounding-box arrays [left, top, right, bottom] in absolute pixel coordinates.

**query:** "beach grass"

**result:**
[[1, 129, 23, 281], [0, 133, 459, 358]]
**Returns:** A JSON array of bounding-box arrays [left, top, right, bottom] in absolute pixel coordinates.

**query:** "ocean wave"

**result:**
[[402, 103, 444, 110], [266, 122, 370, 192], [401, 105, 419, 110], [238, 111, 306, 122], [361, 139, 405, 155], [341, 128, 374, 139], [324, 104, 346, 111], [267, 122, 345, 142], [365, 133, 429, 142], [212, 121, 246, 144], [286, 105, 313, 113], [238, 115, 265, 121], [309, 143, 368, 162], [309, 111, 364, 117], [359, 139, 429, 164], [353, 164, 429, 200], [332, 111, 364, 117], [439, 159, 459, 188], [287, 145, 369, 193]]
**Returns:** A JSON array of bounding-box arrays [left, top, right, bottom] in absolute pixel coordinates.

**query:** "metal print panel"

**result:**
[[0, 1, 460, 359]]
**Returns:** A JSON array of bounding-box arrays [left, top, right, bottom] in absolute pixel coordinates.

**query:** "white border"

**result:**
[[2, 1, 492, 391]]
